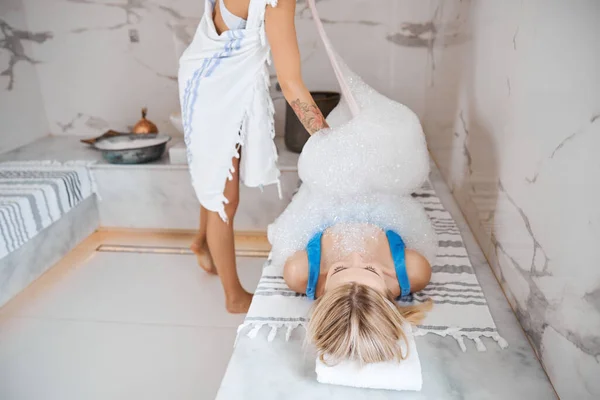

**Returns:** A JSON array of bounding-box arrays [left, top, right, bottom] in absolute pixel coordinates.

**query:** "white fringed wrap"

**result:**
[[178, 0, 281, 222]]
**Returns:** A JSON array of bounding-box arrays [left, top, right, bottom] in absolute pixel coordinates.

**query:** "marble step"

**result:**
[[168, 140, 187, 165], [0, 136, 300, 232], [93, 138, 299, 231]]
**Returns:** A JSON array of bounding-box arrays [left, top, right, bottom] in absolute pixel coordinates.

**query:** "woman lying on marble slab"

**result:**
[[283, 222, 433, 364], [267, 52, 438, 363]]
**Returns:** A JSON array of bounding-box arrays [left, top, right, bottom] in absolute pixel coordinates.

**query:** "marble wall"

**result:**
[[422, 0, 600, 398], [0, 0, 436, 140], [0, 0, 49, 153]]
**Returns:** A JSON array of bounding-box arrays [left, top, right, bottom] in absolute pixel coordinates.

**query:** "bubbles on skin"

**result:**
[[268, 60, 437, 268], [326, 223, 382, 259]]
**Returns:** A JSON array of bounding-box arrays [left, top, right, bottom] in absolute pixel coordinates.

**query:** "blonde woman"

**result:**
[[283, 223, 432, 364]]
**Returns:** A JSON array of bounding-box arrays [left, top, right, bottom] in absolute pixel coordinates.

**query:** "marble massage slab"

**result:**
[[217, 1, 555, 396], [215, 165, 557, 399]]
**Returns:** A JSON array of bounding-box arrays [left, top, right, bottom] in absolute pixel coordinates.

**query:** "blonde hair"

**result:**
[[308, 282, 432, 365]]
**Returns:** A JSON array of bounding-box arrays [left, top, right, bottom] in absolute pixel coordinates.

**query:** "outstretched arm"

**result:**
[[265, 0, 329, 135]]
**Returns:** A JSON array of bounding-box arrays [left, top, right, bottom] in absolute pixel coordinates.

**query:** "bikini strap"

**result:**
[[306, 231, 323, 300], [386, 230, 411, 299]]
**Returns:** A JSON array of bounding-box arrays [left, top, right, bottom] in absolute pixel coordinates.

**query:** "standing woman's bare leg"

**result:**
[[206, 153, 253, 313], [191, 206, 217, 274]]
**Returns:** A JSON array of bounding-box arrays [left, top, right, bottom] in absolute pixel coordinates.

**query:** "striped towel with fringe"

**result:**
[[0, 161, 97, 260], [239, 181, 508, 352]]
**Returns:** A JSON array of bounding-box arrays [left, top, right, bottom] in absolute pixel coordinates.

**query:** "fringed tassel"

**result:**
[[218, 208, 228, 223], [454, 335, 467, 352], [262, 68, 271, 87], [473, 337, 487, 352], [276, 180, 283, 200], [235, 322, 250, 347], [247, 323, 264, 339], [493, 334, 509, 349], [415, 326, 509, 351], [238, 322, 305, 343], [215, 194, 230, 223], [266, 94, 275, 115], [285, 325, 294, 341], [259, 26, 266, 47], [267, 324, 280, 342]]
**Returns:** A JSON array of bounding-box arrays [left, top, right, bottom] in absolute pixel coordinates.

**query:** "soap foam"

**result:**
[[325, 223, 382, 259], [268, 60, 437, 267]]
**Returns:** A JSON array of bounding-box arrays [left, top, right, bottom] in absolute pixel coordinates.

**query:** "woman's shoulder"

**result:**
[[283, 250, 309, 293]]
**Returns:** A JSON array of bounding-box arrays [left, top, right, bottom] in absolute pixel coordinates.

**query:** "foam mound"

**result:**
[[268, 62, 436, 267]]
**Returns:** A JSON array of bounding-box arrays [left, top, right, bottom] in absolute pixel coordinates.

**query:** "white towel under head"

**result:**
[[315, 323, 423, 391]]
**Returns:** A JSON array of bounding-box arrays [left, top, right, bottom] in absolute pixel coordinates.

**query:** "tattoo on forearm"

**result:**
[[290, 99, 329, 134]]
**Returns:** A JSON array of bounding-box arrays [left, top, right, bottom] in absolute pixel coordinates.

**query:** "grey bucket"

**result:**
[[284, 91, 341, 153]]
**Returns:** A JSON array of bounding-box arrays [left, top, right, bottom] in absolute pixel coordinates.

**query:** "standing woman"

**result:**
[[179, 0, 327, 313]]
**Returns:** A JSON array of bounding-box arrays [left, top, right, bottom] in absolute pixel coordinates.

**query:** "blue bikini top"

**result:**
[[305, 229, 411, 301]]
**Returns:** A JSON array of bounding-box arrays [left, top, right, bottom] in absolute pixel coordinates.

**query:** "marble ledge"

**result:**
[[0, 196, 99, 308], [0, 135, 300, 172]]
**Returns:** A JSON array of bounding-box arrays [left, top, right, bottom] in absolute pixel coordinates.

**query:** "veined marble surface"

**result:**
[[0, 135, 300, 171], [0, 195, 99, 308], [216, 163, 556, 400], [0, 135, 184, 168], [420, 1, 600, 398], [0, 0, 49, 153], [1, 0, 436, 142], [0, 136, 300, 231]]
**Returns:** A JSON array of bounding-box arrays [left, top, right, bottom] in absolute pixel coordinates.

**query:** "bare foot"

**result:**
[[226, 291, 253, 314], [190, 239, 217, 274]]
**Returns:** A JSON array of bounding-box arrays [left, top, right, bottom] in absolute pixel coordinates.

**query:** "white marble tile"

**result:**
[[0, 133, 185, 166], [0, 136, 299, 231], [93, 166, 201, 229], [1, 253, 265, 328], [0, 317, 236, 400], [0, 196, 99, 308], [1, 0, 438, 144], [421, 1, 600, 398], [93, 160, 298, 231], [0, 0, 49, 154], [236, 170, 300, 231], [92, 136, 298, 231], [19, 0, 183, 137]]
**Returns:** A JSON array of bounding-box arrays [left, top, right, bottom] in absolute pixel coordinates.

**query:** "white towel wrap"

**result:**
[[315, 323, 423, 391], [178, 0, 280, 222]]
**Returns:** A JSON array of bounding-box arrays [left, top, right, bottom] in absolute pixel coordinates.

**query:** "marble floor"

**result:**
[[0, 234, 265, 400], [0, 171, 557, 399]]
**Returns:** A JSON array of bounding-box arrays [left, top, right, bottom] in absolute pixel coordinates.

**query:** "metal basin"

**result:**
[[93, 134, 171, 164]]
